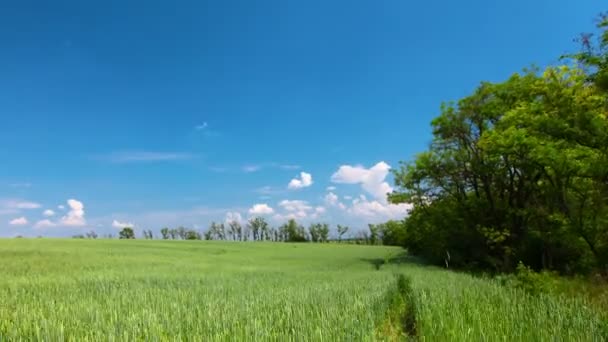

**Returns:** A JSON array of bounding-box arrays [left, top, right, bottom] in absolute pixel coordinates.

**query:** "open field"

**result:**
[[0, 239, 606, 340]]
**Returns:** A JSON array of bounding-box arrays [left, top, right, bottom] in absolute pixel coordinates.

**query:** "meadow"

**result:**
[[0, 239, 606, 341]]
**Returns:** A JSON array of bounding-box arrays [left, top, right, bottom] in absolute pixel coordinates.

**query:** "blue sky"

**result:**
[[0, 0, 604, 237]]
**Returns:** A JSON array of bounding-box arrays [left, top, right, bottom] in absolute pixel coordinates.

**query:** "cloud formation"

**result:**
[[243, 165, 262, 173], [225, 211, 244, 224], [112, 219, 134, 229], [248, 204, 274, 215], [61, 199, 86, 226], [331, 161, 393, 202], [34, 219, 56, 229], [98, 151, 194, 163], [9, 217, 28, 226], [43, 209, 55, 217], [288, 172, 313, 190]]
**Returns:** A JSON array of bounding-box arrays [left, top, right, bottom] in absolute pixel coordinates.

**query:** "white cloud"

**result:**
[[58, 205, 65, 210], [344, 195, 353, 200], [195, 122, 208, 130], [324, 192, 338, 205], [324, 192, 346, 209], [348, 198, 412, 223], [331, 161, 393, 202], [288, 172, 313, 190], [6, 200, 41, 209], [98, 151, 194, 163], [60, 199, 86, 226], [43, 209, 55, 217], [326, 186, 336, 191], [315, 206, 326, 214], [274, 200, 314, 220], [225, 211, 244, 224], [34, 219, 56, 229], [112, 220, 134, 229], [248, 203, 274, 215], [243, 165, 262, 173], [9, 217, 28, 226], [279, 200, 312, 213], [280, 164, 301, 170]]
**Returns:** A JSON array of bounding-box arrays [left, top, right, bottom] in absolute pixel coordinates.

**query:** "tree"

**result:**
[[169, 228, 178, 240], [308, 223, 330, 243], [337, 225, 349, 242], [228, 221, 242, 241], [119, 227, 135, 239], [85, 230, 98, 239], [142, 230, 154, 239], [160, 227, 170, 240], [390, 63, 608, 273], [281, 219, 308, 242], [308, 223, 320, 242], [248, 217, 269, 241], [184, 229, 201, 240], [318, 224, 329, 243]]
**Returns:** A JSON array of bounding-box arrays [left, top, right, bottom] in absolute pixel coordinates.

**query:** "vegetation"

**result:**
[[0, 239, 605, 340], [390, 14, 608, 274]]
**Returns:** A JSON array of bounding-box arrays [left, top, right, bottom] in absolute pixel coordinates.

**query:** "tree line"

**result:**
[[389, 14, 608, 274], [73, 217, 408, 246]]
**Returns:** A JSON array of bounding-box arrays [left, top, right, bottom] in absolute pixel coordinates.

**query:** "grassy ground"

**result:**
[[0, 239, 606, 340]]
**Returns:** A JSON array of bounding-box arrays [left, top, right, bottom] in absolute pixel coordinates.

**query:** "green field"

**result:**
[[0, 239, 606, 340]]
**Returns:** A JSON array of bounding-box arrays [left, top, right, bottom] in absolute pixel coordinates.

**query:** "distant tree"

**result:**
[[281, 219, 307, 242], [227, 221, 243, 241], [308, 223, 321, 242], [169, 228, 178, 240], [248, 217, 268, 241], [337, 225, 349, 242], [204, 229, 213, 240], [85, 230, 98, 239], [368, 224, 381, 245], [144, 229, 154, 239], [72, 234, 85, 239], [119, 227, 136, 239], [318, 223, 329, 243], [208, 222, 226, 240], [184, 229, 201, 240], [160, 227, 169, 239]]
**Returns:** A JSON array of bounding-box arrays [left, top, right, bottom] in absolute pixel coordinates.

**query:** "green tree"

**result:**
[[119, 227, 135, 239], [337, 225, 349, 242], [281, 219, 307, 242], [160, 227, 170, 240]]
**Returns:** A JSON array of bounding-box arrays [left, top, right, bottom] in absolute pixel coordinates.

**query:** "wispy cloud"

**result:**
[[195, 122, 209, 130], [9, 183, 32, 188], [243, 165, 262, 173], [94, 151, 195, 163], [194, 122, 220, 137], [253, 186, 286, 196], [241, 162, 301, 173], [0, 199, 42, 214]]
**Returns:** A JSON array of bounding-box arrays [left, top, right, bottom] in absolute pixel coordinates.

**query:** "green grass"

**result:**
[[0, 239, 606, 341]]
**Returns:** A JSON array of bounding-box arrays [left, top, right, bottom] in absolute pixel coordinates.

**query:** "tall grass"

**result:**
[[384, 261, 608, 340], [0, 239, 401, 340], [0, 239, 605, 340]]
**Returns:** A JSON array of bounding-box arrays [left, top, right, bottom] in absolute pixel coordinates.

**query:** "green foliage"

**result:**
[[308, 223, 329, 243], [497, 262, 558, 295], [391, 64, 608, 273], [280, 219, 308, 242], [118, 227, 135, 239]]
